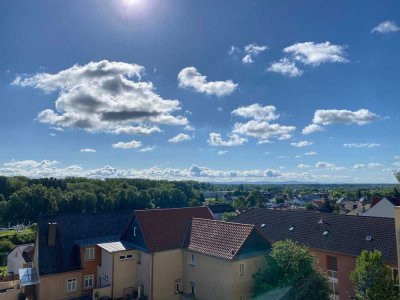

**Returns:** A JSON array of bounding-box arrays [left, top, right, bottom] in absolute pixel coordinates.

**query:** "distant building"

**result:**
[[207, 203, 235, 220], [362, 197, 400, 218]]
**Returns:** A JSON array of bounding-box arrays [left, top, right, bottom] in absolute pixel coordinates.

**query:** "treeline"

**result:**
[[0, 176, 206, 225]]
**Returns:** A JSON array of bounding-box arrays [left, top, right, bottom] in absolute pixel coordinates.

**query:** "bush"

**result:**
[[10, 231, 35, 245], [0, 240, 15, 253]]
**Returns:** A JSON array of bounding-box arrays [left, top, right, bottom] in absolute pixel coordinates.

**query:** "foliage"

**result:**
[[0, 266, 7, 279], [253, 240, 329, 300], [0, 240, 15, 253], [221, 211, 238, 221], [304, 203, 314, 210], [350, 250, 398, 300]]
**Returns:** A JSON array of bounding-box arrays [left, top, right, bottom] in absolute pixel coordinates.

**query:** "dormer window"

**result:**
[[84, 247, 95, 260], [133, 227, 137, 237]]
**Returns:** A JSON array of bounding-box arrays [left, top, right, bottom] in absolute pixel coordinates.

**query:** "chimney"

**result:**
[[394, 207, 400, 286], [48, 222, 57, 246]]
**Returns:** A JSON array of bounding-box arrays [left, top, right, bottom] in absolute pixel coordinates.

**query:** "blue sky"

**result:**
[[0, 0, 399, 183]]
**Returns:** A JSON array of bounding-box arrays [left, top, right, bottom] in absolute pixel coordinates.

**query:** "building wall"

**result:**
[[112, 250, 138, 299], [80, 245, 101, 293], [7, 244, 34, 274], [152, 249, 183, 300], [137, 251, 152, 298], [182, 251, 266, 300], [37, 271, 83, 300], [98, 249, 113, 288]]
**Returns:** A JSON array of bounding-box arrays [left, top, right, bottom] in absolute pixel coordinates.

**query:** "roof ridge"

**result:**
[[192, 217, 255, 228], [134, 206, 208, 212]]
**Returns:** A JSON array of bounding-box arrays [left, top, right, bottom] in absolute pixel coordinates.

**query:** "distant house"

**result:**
[[362, 197, 400, 218], [207, 203, 235, 220], [7, 243, 34, 275], [233, 209, 398, 299], [32, 207, 270, 300]]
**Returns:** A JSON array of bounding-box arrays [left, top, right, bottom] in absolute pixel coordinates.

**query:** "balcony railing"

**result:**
[[327, 270, 338, 279]]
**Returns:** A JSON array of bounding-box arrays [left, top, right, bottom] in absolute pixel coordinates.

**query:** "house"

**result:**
[[7, 243, 34, 275], [32, 206, 271, 300], [362, 197, 400, 218], [207, 203, 235, 220], [232, 209, 398, 300]]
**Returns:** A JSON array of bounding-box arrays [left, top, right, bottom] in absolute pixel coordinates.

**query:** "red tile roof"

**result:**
[[185, 218, 255, 260], [135, 206, 213, 252]]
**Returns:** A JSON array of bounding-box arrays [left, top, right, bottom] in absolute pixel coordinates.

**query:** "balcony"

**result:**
[[327, 269, 338, 283]]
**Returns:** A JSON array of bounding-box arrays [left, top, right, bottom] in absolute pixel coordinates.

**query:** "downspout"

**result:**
[[111, 253, 115, 298]]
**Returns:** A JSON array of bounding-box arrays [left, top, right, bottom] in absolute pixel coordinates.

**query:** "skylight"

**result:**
[[323, 230, 329, 236], [261, 224, 266, 228], [366, 235, 372, 241], [289, 226, 295, 231]]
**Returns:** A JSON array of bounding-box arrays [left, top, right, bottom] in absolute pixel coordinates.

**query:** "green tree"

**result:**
[[350, 250, 398, 300], [253, 240, 329, 300]]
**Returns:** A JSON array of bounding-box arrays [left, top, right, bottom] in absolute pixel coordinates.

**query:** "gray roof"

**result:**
[[37, 211, 131, 275], [232, 208, 397, 264]]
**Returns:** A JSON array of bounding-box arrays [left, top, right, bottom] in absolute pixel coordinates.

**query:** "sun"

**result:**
[[124, 0, 141, 7]]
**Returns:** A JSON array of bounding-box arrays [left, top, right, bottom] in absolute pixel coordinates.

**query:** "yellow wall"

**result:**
[[112, 250, 138, 299], [38, 271, 83, 300], [152, 249, 183, 300], [183, 251, 266, 300]]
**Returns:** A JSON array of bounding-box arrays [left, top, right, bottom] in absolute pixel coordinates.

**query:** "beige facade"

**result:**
[[37, 271, 84, 300]]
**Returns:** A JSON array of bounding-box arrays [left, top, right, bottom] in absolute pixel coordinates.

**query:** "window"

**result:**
[[175, 279, 182, 293], [392, 268, 399, 286], [120, 255, 126, 260], [190, 281, 196, 295], [84, 275, 94, 289], [190, 253, 196, 265], [126, 254, 133, 259], [327, 256, 338, 278], [137, 252, 141, 264], [84, 247, 95, 260], [239, 263, 245, 276], [67, 278, 77, 291], [133, 226, 137, 237]]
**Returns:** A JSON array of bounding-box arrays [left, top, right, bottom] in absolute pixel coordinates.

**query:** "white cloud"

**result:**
[[298, 164, 311, 169], [302, 124, 324, 135], [13, 60, 188, 134], [139, 146, 155, 152], [233, 120, 296, 140], [80, 148, 97, 153], [393, 162, 400, 167], [394, 156, 400, 160], [343, 143, 381, 148], [312, 109, 378, 125], [231, 103, 279, 121], [353, 163, 383, 169], [4, 160, 58, 168], [50, 133, 56, 137], [242, 43, 268, 64], [184, 124, 195, 131], [177, 67, 237, 96], [315, 161, 344, 170], [291, 140, 313, 148], [112, 140, 142, 149], [228, 46, 241, 56], [217, 150, 228, 155], [267, 58, 303, 77], [371, 21, 400, 34], [168, 133, 191, 143], [208, 133, 247, 147], [283, 42, 348, 66], [305, 151, 318, 156], [50, 126, 64, 132]]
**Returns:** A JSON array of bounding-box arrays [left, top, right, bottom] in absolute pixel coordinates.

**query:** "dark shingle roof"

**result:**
[[232, 209, 397, 264], [207, 203, 235, 214], [134, 206, 213, 252], [38, 211, 131, 275], [184, 218, 255, 260]]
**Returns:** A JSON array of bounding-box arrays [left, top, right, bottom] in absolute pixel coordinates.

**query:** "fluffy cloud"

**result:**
[[168, 133, 191, 143], [353, 163, 383, 169], [177, 67, 237, 96], [291, 140, 313, 148], [371, 21, 400, 34], [208, 133, 247, 147], [233, 121, 295, 140], [312, 109, 378, 125], [112, 140, 142, 149], [283, 42, 348, 66], [267, 58, 303, 77], [302, 124, 324, 135], [13, 60, 188, 134], [343, 143, 381, 148], [139, 146, 155, 152], [217, 150, 228, 155], [231, 104, 279, 121], [80, 148, 96, 153], [298, 164, 311, 169], [315, 161, 344, 170], [242, 43, 268, 64], [4, 160, 58, 168], [305, 151, 318, 156]]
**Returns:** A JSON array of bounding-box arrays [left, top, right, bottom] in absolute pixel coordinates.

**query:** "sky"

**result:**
[[0, 0, 399, 183]]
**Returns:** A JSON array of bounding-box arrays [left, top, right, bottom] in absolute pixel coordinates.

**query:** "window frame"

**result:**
[[175, 279, 182, 294], [66, 278, 77, 292], [190, 253, 196, 265], [239, 263, 245, 276], [84, 247, 95, 261], [84, 274, 94, 289]]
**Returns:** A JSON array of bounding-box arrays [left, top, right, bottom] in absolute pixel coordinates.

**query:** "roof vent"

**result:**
[[289, 226, 295, 231], [366, 235, 372, 242], [231, 249, 235, 255], [260, 224, 266, 228], [318, 216, 324, 224], [323, 230, 329, 236]]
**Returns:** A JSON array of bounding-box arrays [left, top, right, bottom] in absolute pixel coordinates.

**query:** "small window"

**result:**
[[67, 278, 77, 291], [190, 253, 196, 265], [190, 281, 196, 295], [137, 252, 142, 264], [119, 255, 126, 260], [133, 226, 137, 237], [239, 263, 245, 276], [126, 254, 133, 259], [175, 279, 182, 293], [84, 274, 94, 289], [84, 247, 95, 260]]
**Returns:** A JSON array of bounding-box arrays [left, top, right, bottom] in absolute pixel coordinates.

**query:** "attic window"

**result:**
[[323, 230, 329, 236], [366, 235, 372, 242], [289, 226, 295, 231], [260, 224, 266, 228]]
